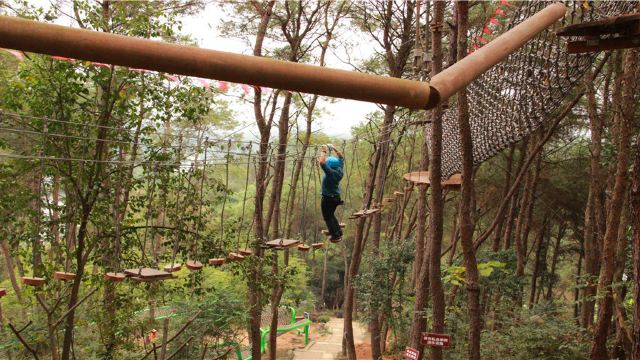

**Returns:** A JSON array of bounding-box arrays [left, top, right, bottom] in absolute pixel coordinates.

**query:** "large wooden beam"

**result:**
[[556, 13, 640, 37], [567, 36, 640, 54], [0, 3, 565, 110]]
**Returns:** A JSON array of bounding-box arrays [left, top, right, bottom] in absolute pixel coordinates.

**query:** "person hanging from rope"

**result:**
[[318, 144, 345, 243]]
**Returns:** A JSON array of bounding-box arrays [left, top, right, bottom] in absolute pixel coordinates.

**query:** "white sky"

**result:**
[[12, 0, 379, 139], [181, 3, 379, 139]]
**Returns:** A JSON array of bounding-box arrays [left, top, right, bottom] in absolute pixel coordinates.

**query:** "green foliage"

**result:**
[[443, 260, 507, 286], [480, 305, 589, 360]]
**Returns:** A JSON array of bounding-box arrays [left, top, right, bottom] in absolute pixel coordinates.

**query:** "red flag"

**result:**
[[501, 0, 513, 7], [495, 9, 507, 17], [478, 36, 487, 44], [483, 27, 492, 35], [490, 17, 499, 25], [196, 78, 211, 92], [218, 81, 228, 92], [241, 84, 251, 95], [473, 44, 479, 51], [164, 74, 179, 82]]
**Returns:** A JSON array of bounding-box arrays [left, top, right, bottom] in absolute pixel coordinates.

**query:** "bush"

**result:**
[[479, 306, 588, 360]]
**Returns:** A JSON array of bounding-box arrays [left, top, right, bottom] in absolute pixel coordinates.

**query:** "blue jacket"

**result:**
[[320, 157, 344, 197]]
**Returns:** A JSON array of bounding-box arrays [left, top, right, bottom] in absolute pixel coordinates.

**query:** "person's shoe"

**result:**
[[329, 236, 342, 243]]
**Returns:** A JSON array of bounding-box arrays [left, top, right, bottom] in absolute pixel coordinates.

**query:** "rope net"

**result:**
[[429, 1, 637, 179]]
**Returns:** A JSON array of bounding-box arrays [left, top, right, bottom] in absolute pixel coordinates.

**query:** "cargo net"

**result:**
[[429, 1, 637, 179]]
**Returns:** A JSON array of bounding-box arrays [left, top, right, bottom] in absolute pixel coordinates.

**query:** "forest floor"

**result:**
[[291, 317, 368, 360]]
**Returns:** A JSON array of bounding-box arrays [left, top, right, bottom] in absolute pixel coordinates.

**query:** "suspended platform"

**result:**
[[22, 276, 45, 287], [104, 272, 126, 282], [556, 13, 640, 53], [403, 171, 462, 190], [53, 271, 76, 281], [265, 239, 301, 250], [124, 268, 175, 282], [349, 208, 381, 219]]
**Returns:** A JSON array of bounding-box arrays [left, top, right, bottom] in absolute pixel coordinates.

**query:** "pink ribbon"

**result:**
[[3, 49, 24, 60]]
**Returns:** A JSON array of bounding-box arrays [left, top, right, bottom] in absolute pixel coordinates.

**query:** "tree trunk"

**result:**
[[0, 240, 22, 302], [630, 133, 640, 359], [408, 1, 444, 356], [529, 217, 548, 308], [546, 222, 565, 301], [248, 3, 276, 359], [581, 65, 605, 328], [589, 48, 638, 360], [456, 2, 481, 359], [492, 145, 515, 252], [427, 1, 446, 359]]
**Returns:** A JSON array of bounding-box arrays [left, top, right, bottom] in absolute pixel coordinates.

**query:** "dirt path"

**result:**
[[293, 318, 367, 360]]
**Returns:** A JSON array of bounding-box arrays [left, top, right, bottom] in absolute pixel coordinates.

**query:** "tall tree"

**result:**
[[455, 1, 481, 359], [589, 48, 639, 360]]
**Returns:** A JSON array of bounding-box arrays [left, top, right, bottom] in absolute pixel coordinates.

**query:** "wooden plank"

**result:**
[[567, 36, 640, 54], [403, 171, 463, 187], [265, 239, 301, 249], [556, 13, 640, 37], [124, 267, 173, 279]]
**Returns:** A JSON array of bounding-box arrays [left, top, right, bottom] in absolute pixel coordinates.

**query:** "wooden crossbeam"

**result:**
[[556, 13, 640, 37], [567, 36, 640, 54]]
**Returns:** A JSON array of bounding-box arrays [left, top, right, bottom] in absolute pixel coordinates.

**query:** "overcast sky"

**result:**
[[16, 1, 380, 139], [181, 3, 379, 139]]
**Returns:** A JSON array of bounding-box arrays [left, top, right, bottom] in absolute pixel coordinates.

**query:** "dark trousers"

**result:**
[[321, 195, 343, 238]]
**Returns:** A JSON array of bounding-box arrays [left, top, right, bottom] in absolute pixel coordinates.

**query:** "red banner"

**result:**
[[421, 332, 452, 348]]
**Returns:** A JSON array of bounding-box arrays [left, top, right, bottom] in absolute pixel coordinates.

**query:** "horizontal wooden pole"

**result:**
[[0, 4, 565, 110], [0, 15, 431, 109]]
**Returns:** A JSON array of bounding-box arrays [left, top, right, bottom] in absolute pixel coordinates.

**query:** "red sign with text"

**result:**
[[404, 347, 420, 360], [421, 332, 452, 348]]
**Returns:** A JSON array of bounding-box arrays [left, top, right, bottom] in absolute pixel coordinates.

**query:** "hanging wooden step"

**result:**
[[163, 263, 182, 273], [265, 239, 301, 249], [393, 191, 404, 196], [22, 276, 46, 287], [124, 268, 174, 282], [556, 14, 640, 37], [349, 208, 381, 219], [208, 258, 225, 266], [403, 171, 462, 189], [53, 272, 76, 281], [311, 242, 324, 249], [186, 260, 203, 271], [321, 229, 330, 236], [228, 252, 245, 261], [556, 14, 640, 54], [239, 249, 253, 256], [104, 272, 126, 282], [340, 222, 346, 228], [0, 288, 7, 297], [297, 244, 310, 252]]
